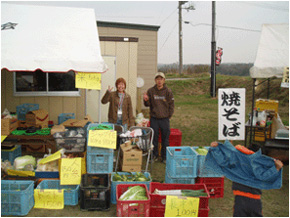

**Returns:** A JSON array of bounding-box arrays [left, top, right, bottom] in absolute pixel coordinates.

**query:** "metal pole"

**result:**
[[267, 78, 270, 99], [179, 2, 183, 75], [210, 1, 216, 97], [249, 78, 256, 146]]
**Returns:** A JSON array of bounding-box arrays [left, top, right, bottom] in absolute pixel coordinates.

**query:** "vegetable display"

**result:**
[[153, 189, 208, 197], [119, 186, 148, 201], [113, 172, 150, 182], [195, 146, 208, 155]]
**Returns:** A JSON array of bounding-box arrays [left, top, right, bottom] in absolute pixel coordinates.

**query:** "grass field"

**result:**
[[26, 73, 288, 217]]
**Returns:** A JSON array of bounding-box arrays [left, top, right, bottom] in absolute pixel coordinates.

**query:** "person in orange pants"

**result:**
[[210, 141, 283, 217]]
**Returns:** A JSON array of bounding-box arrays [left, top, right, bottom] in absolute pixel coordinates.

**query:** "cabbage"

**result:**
[[14, 155, 36, 170]]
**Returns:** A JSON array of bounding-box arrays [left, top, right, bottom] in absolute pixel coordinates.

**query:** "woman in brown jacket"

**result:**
[[101, 78, 135, 131]]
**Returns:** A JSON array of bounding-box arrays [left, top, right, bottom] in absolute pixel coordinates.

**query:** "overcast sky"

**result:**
[[4, 1, 289, 65]]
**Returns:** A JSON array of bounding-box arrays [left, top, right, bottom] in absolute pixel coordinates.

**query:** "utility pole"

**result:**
[[210, 1, 216, 97], [178, 1, 195, 75], [178, 2, 185, 75]]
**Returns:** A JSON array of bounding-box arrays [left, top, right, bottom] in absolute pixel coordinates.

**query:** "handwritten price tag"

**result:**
[[34, 189, 64, 209], [75, 72, 101, 90], [164, 195, 200, 217], [60, 158, 82, 185], [88, 130, 117, 149]]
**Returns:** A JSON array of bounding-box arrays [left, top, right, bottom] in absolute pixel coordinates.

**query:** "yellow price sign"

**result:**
[[38, 149, 63, 165], [34, 189, 64, 209], [1, 135, 7, 142], [60, 158, 82, 185], [75, 72, 101, 90], [88, 130, 117, 149], [165, 195, 200, 217]]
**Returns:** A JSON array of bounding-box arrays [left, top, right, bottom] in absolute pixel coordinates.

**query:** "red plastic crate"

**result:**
[[116, 184, 150, 217], [149, 206, 209, 217], [196, 177, 224, 199], [158, 129, 182, 146], [149, 182, 209, 210]]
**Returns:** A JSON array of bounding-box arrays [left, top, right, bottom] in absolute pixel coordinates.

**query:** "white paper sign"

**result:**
[[218, 88, 245, 140]]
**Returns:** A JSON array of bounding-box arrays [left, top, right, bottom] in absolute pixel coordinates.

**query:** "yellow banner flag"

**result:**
[[75, 72, 101, 90], [34, 189, 64, 209], [60, 158, 82, 185], [38, 149, 63, 165], [88, 130, 117, 149], [165, 195, 200, 217]]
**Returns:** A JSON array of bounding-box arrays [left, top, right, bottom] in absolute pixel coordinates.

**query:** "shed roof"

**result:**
[[97, 20, 160, 31]]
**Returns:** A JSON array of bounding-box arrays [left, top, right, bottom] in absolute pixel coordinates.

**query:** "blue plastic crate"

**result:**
[[192, 146, 223, 177], [35, 171, 59, 178], [86, 123, 115, 153], [110, 172, 151, 204], [58, 113, 75, 125], [87, 150, 114, 174], [36, 180, 79, 205], [1, 145, 21, 164], [165, 170, 195, 184], [1, 180, 34, 216], [16, 103, 39, 121], [166, 146, 198, 178]]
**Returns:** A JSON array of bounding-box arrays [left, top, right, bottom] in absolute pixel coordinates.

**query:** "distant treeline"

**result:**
[[158, 63, 254, 76]]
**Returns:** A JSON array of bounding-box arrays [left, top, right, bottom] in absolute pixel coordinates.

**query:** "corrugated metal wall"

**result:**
[[98, 26, 158, 98]]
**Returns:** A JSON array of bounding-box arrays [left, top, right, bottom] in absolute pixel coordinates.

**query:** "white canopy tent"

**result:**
[[248, 23, 289, 147], [250, 23, 289, 79], [1, 3, 107, 73]]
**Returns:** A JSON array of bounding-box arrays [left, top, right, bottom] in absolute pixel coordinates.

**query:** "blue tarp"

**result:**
[[205, 140, 282, 190]]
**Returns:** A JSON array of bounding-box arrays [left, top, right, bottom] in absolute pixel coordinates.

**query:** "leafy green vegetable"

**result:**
[[119, 186, 148, 201], [195, 146, 208, 155]]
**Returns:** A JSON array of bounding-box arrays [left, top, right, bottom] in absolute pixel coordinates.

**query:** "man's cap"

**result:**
[[155, 72, 165, 79]]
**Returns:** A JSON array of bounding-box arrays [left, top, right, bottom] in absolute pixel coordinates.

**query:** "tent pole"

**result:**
[[98, 90, 101, 123], [249, 78, 256, 146], [267, 78, 270, 99]]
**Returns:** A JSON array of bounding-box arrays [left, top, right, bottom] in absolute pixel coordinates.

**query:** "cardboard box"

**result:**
[[26, 109, 49, 128], [120, 143, 142, 166], [26, 144, 46, 153], [121, 165, 142, 172], [61, 119, 89, 128], [51, 125, 66, 135], [1, 118, 18, 135]]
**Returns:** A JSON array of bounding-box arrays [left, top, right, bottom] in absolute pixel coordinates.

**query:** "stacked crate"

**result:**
[[36, 180, 80, 206], [110, 172, 152, 204], [165, 146, 198, 184], [80, 174, 111, 211], [149, 182, 210, 217], [86, 123, 114, 174], [1, 180, 35, 216], [116, 184, 150, 217], [16, 103, 39, 121], [1, 145, 22, 164], [192, 146, 224, 199]]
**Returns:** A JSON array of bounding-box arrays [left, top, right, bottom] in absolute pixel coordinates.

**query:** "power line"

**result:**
[[159, 21, 178, 53], [159, 8, 178, 25], [185, 22, 261, 32]]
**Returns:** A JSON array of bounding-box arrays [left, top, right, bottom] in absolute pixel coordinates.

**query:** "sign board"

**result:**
[[218, 88, 245, 140], [34, 189, 64, 209], [281, 67, 289, 88], [60, 158, 82, 185], [88, 130, 117, 149], [75, 72, 101, 90], [165, 195, 200, 217]]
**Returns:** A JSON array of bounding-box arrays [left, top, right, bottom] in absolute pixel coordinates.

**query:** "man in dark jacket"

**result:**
[[143, 72, 174, 163]]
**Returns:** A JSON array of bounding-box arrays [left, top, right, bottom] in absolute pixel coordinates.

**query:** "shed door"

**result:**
[[86, 56, 116, 122]]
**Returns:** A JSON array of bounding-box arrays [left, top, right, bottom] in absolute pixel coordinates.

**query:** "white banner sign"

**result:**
[[218, 88, 245, 140]]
